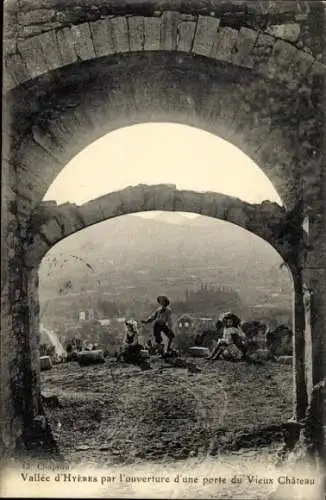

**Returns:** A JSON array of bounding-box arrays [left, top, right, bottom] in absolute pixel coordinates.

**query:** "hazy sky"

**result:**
[[44, 123, 282, 211]]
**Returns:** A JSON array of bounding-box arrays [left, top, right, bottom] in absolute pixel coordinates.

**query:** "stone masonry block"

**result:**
[[17, 37, 49, 79], [177, 21, 196, 53], [16, 194, 33, 219], [201, 192, 228, 218], [97, 192, 126, 219], [143, 17, 161, 51], [18, 31, 62, 78], [111, 17, 129, 53], [5, 53, 30, 87], [286, 50, 314, 89], [70, 23, 96, 60], [128, 17, 144, 51], [154, 189, 176, 211], [256, 38, 297, 82], [192, 16, 220, 57], [89, 18, 115, 57], [114, 187, 147, 214], [34, 30, 63, 71], [39, 218, 62, 245], [310, 61, 326, 79], [3, 67, 16, 91], [56, 27, 78, 66], [226, 205, 250, 229], [265, 23, 301, 43], [32, 125, 67, 163], [24, 234, 50, 268], [16, 139, 61, 208], [176, 190, 203, 214], [160, 11, 179, 51], [251, 32, 274, 66], [211, 27, 238, 62], [78, 200, 104, 227], [18, 9, 56, 25], [231, 27, 258, 68]]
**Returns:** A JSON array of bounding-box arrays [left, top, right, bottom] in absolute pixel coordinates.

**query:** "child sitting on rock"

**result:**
[[117, 320, 143, 363], [209, 312, 246, 361]]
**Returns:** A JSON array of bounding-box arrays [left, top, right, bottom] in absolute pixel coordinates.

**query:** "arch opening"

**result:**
[[38, 210, 295, 465], [44, 123, 283, 207]]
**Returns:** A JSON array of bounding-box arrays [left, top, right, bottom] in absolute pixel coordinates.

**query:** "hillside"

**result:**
[[39, 213, 292, 320]]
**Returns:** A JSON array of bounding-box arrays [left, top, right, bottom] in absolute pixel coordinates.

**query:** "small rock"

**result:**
[[99, 445, 110, 451], [75, 445, 90, 451]]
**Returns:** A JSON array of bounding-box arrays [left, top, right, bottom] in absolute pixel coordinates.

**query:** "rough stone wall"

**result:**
[[3, 1, 317, 54], [4, 3, 324, 92]]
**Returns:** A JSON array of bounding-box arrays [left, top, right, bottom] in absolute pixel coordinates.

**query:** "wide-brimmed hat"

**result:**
[[219, 312, 241, 327], [157, 295, 170, 306], [125, 319, 138, 332]]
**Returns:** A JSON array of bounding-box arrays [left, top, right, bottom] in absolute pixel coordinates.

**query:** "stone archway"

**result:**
[[27, 183, 310, 422], [26, 186, 289, 266], [2, 0, 325, 461]]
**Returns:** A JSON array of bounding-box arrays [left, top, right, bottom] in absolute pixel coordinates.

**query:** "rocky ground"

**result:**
[[5, 359, 322, 499], [41, 357, 293, 466]]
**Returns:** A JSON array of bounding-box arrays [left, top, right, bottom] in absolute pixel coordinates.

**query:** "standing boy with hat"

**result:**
[[141, 296, 175, 355]]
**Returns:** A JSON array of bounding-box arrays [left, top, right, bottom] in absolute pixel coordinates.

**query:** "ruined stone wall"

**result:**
[[4, 1, 323, 92], [24, 185, 290, 267]]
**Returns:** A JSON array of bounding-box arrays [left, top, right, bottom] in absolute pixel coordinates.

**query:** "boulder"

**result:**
[[277, 355, 293, 365], [77, 349, 105, 366], [40, 356, 52, 371], [187, 346, 210, 358]]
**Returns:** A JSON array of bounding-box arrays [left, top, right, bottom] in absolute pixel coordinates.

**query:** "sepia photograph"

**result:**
[[1, 1, 325, 498]]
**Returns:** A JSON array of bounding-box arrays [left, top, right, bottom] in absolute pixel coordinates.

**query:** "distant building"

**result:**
[[79, 309, 96, 321], [98, 319, 111, 326], [114, 317, 126, 323]]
